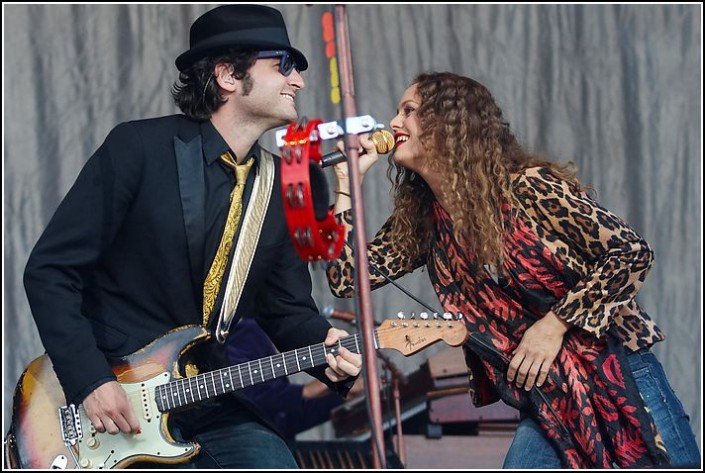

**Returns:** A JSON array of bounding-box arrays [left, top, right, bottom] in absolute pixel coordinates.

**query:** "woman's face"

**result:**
[[390, 84, 426, 173]]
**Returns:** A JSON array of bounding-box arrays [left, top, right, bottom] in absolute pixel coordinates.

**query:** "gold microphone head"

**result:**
[[371, 129, 395, 154]]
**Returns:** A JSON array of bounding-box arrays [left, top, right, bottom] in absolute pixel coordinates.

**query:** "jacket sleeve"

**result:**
[[226, 319, 344, 438], [326, 209, 425, 298], [515, 167, 654, 338], [23, 122, 145, 404], [251, 231, 358, 397]]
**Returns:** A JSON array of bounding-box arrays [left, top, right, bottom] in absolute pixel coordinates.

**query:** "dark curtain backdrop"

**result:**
[[3, 4, 701, 448]]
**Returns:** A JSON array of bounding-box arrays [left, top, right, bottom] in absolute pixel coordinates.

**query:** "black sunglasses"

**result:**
[[256, 50, 298, 77]]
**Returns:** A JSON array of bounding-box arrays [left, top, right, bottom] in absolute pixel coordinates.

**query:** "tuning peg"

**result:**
[[432, 312, 439, 320], [442, 312, 452, 321], [410, 312, 416, 319], [419, 312, 429, 320], [396, 311, 405, 320], [456, 312, 465, 321]]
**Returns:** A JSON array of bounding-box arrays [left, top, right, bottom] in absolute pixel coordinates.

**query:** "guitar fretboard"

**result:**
[[154, 331, 375, 412]]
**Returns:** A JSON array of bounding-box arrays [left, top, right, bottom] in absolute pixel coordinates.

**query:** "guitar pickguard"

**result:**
[[70, 373, 196, 469]]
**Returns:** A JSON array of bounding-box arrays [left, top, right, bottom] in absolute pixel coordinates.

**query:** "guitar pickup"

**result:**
[[141, 386, 152, 420]]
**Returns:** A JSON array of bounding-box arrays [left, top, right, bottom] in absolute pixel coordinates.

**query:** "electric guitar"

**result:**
[[6, 316, 468, 469]]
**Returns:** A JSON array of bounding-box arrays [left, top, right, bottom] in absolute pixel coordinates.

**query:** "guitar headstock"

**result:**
[[376, 312, 468, 356]]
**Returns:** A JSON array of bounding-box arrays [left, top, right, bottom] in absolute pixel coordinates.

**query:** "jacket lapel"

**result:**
[[174, 134, 205, 300]]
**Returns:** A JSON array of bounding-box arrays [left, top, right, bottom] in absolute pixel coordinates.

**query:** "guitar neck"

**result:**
[[155, 331, 375, 412]]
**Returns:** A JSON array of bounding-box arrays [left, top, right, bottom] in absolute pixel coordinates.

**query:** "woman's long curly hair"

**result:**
[[389, 72, 586, 271], [171, 49, 258, 121]]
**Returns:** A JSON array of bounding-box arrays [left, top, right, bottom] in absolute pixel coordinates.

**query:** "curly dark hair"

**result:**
[[171, 49, 259, 121], [388, 72, 587, 271]]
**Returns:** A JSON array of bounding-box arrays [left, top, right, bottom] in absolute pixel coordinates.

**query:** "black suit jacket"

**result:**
[[24, 115, 336, 405]]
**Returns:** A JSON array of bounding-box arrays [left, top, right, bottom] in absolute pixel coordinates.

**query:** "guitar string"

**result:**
[[115, 332, 366, 408], [110, 321, 458, 410]]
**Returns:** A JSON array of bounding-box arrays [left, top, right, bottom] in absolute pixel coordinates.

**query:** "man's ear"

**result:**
[[214, 63, 237, 92]]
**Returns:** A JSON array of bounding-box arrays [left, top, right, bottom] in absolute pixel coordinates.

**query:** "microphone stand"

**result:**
[[333, 4, 386, 469], [377, 351, 407, 467]]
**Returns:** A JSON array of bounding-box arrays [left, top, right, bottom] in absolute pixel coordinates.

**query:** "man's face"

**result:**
[[232, 55, 305, 129]]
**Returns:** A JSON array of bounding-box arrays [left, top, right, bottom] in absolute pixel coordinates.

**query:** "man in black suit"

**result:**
[[23, 4, 361, 469]]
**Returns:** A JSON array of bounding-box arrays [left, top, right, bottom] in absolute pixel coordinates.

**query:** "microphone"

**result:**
[[320, 129, 395, 168], [321, 305, 358, 323]]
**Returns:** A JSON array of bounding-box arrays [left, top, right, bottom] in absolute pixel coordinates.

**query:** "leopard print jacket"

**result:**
[[326, 166, 669, 467], [326, 166, 664, 354]]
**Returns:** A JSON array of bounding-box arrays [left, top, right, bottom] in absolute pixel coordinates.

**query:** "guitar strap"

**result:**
[[213, 148, 275, 343]]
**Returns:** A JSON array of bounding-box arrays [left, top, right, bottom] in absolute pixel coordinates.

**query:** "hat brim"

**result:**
[[176, 40, 308, 73]]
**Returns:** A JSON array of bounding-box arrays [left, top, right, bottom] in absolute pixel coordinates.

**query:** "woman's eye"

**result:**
[[403, 106, 416, 117]]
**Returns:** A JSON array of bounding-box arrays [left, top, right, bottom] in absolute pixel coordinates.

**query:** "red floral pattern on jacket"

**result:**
[[327, 167, 668, 467]]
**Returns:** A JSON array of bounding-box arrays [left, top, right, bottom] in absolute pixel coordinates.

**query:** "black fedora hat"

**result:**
[[175, 5, 308, 72]]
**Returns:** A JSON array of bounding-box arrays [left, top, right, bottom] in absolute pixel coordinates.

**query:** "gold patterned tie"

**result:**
[[202, 152, 254, 325]]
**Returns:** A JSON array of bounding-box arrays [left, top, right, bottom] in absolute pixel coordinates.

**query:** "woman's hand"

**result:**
[[507, 312, 569, 391], [332, 133, 380, 188]]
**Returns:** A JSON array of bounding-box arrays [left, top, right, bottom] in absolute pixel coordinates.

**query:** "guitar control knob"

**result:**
[[396, 312, 405, 320], [87, 437, 100, 449], [79, 458, 92, 468], [419, 312, 429, 320]]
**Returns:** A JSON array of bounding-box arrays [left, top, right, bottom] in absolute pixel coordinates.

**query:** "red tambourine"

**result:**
[[279, 119, 344, 261]]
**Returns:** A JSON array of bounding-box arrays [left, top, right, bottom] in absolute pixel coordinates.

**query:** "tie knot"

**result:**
[[220, 152, 254, 184]]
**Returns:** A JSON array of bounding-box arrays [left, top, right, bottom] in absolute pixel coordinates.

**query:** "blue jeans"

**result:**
[[188, 420, 298, 469], [136, 401, 299, 469], [503, 349, 701, 468]]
